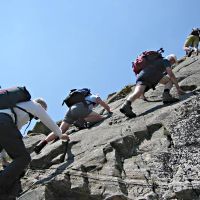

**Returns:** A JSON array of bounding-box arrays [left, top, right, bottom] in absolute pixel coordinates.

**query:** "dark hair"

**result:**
[[190, 28, 200, 37]]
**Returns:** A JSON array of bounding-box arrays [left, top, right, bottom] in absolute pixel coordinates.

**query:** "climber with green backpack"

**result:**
[[34, 88, 112, 154], [0, 86, 67, 199], [120, 50, 185, 118], [183, 28, 200, 57]]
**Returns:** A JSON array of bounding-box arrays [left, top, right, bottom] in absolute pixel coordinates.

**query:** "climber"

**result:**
[[120, 54, 185, 118], [0, 97, 68, 199], [183, 28, 200, 57], [34, 89, 112, 154]]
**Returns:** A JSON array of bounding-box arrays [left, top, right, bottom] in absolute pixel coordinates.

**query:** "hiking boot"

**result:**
[[73, 119, 87, 130], [120, 103, 136, 118], [187, 49, 194, 57], [162, 92, 179, 104], [33, 140, 47, 154]]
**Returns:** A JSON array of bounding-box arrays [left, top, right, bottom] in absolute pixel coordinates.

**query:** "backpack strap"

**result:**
[[10, 107, 18, 124], [15, 105, 34, 120], [23, 120, 32, 135], [85, 99, 96, 106], [4, 90, 17, 124]]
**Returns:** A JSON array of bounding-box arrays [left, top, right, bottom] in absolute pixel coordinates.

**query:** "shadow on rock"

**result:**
[[36, 140, 78, 185], [138, 91, 195, 117]]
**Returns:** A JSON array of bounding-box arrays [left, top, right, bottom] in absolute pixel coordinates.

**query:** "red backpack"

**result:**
[[132, 48, 164, 75]]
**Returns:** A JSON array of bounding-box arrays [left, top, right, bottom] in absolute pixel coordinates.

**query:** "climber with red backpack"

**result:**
[[120, 49, 185, 118], [34, 88, 112, 154], [132, 48, 165, 101]]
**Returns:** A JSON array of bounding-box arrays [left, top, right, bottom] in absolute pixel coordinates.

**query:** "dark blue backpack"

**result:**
[[0, 86, 34, 129], [62, 88, 91, 107], [0, 86, 31, 109]]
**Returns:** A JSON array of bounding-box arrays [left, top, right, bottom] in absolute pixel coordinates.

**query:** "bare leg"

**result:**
[[140, 93, 147, 101], [159, 76, 173, 90], [120, 84, 146, 118], [159, 76, 179, 104], [127, 84, 146, 102], [83, 111, 105, 128], [183, 46, 194, 57], [84, 111, 104, 122]]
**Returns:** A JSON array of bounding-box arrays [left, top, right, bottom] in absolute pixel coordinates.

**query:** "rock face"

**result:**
[[19, 55, 200, 200]]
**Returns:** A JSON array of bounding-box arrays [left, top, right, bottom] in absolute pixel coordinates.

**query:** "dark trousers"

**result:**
[[0, 113, 31, 194]]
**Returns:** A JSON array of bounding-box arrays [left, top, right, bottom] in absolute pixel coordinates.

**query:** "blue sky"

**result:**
[[0, 0, 199, 123]]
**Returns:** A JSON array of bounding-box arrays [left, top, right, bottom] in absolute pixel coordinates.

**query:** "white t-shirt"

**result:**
[[0, 100, 62, 138]]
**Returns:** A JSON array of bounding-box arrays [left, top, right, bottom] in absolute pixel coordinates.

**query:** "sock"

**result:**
[[164, 89, 170, 93], [37, 140, 47, 149], [41, 140, 48, 146], [34, 140, 48, 154], [42, 140, 48, 145]]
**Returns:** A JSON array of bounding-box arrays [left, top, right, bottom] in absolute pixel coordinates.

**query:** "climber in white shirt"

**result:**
[[0, 98, 68, 198]]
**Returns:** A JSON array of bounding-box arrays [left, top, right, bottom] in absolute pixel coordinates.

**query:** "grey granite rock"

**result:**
[[19, 55, 200, 200]]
